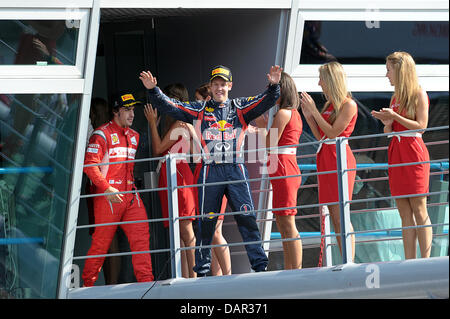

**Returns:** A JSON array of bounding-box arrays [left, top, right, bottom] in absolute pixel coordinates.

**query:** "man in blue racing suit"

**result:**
[[140, 65, 282, 276]]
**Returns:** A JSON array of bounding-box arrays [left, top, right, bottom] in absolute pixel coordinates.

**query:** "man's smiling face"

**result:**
[[210, 77, 232, 103]]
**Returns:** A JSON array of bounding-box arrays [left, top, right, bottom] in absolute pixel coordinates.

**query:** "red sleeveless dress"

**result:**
[[316, 102, 357, 204], [268, 109, 302, 216], [158, 136, 196, 228], [388, 97, 430, 196]]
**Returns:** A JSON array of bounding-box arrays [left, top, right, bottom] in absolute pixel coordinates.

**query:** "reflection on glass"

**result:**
[[0, 93, 80, 298], [300, 21, 449, 64], [0, 20, 79, 65]]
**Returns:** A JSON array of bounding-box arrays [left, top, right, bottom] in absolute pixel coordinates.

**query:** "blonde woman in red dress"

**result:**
[[300, 62, 357, 259], [371, 51, 431, 259]]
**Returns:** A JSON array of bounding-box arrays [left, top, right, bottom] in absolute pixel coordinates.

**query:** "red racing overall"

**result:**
[[82, 120, 153, 286]]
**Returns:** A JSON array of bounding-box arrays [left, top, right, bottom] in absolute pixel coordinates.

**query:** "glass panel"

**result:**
[[0, 20, 79, 66], [0, 93, 81, 298], [300, 21, 449, 64]]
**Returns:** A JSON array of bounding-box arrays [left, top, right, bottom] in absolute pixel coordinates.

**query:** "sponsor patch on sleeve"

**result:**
[[87, 147, 99, 153]]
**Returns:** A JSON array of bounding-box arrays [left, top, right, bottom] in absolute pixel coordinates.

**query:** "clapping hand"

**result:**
[[299, 92, 316, 118], [371, 108, 394, 126], [144, 103, 159, 126]]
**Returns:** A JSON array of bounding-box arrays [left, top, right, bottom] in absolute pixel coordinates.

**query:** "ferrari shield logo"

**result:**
[[111, 133, 120, 145]]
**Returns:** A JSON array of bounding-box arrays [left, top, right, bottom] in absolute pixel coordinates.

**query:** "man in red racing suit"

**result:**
[[82, 93, 154, 286]]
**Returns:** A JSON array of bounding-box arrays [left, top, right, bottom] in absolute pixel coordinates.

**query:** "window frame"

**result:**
[[285, 8, 449, 92], [0, 8, 90, 79]]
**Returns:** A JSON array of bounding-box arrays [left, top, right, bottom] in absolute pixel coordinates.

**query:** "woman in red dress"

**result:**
[[300, 62, 357, 259], [256, 71, 303, 269], [144, 83, 197, 278], [371, 51, 432, 259]]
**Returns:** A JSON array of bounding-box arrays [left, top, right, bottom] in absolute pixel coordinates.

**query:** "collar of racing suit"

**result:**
[[110, 119, 132, 136]]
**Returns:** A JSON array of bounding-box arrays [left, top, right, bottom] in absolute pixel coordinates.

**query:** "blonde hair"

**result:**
[[319, 62, 352, 124], [386, 51, 421, 120]]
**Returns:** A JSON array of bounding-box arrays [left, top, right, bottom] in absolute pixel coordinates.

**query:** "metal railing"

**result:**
[[73, 125, 449, 280]]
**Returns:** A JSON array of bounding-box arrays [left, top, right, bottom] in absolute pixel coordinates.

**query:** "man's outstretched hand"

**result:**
[[139, 71, 158, 90], [267, 65, 283, 85]]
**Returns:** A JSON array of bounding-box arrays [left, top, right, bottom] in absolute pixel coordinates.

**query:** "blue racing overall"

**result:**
[[147, 83, 280, 275]]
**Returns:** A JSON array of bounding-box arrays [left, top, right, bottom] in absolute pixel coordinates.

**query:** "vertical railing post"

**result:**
[[320, 205, 333, 267], [335, 137, 353, 264], [166, 153, 182, 278], [257, 106, 277, 253]]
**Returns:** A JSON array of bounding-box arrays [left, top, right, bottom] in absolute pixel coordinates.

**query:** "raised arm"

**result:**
[[139, 70, 201, 124], [238, 66, 282, 123]]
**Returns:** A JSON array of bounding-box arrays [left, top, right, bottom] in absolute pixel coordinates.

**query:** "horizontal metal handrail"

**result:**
[[83, 155, 165, 168], [80, 126, 450, 170], [345, 125, 449, 142], [266, 232, 450, 255], [79, 185, 169, 199], [72, 221, 449, 261], [347, 223, 449, 237], [254, 201, 449, 226], [76, 180, 449, 230], [348, 190, 448, 205]]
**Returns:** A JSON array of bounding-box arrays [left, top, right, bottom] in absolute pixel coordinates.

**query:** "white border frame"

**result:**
[[285, 7, 449, 92], [0, 79, 84, 93], [57, 0, 100, 299], [99, 0, 291, 9], [0, 8, 90, 79], [0, 0, 93, 8]]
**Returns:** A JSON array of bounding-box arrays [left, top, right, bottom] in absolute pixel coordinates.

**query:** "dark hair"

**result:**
[[195, 83, 211, 100], [279, 71, 300, 109], [90, 97, 111, 128], [163, 83, 189, 102], [162, 83, 189, 136]]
